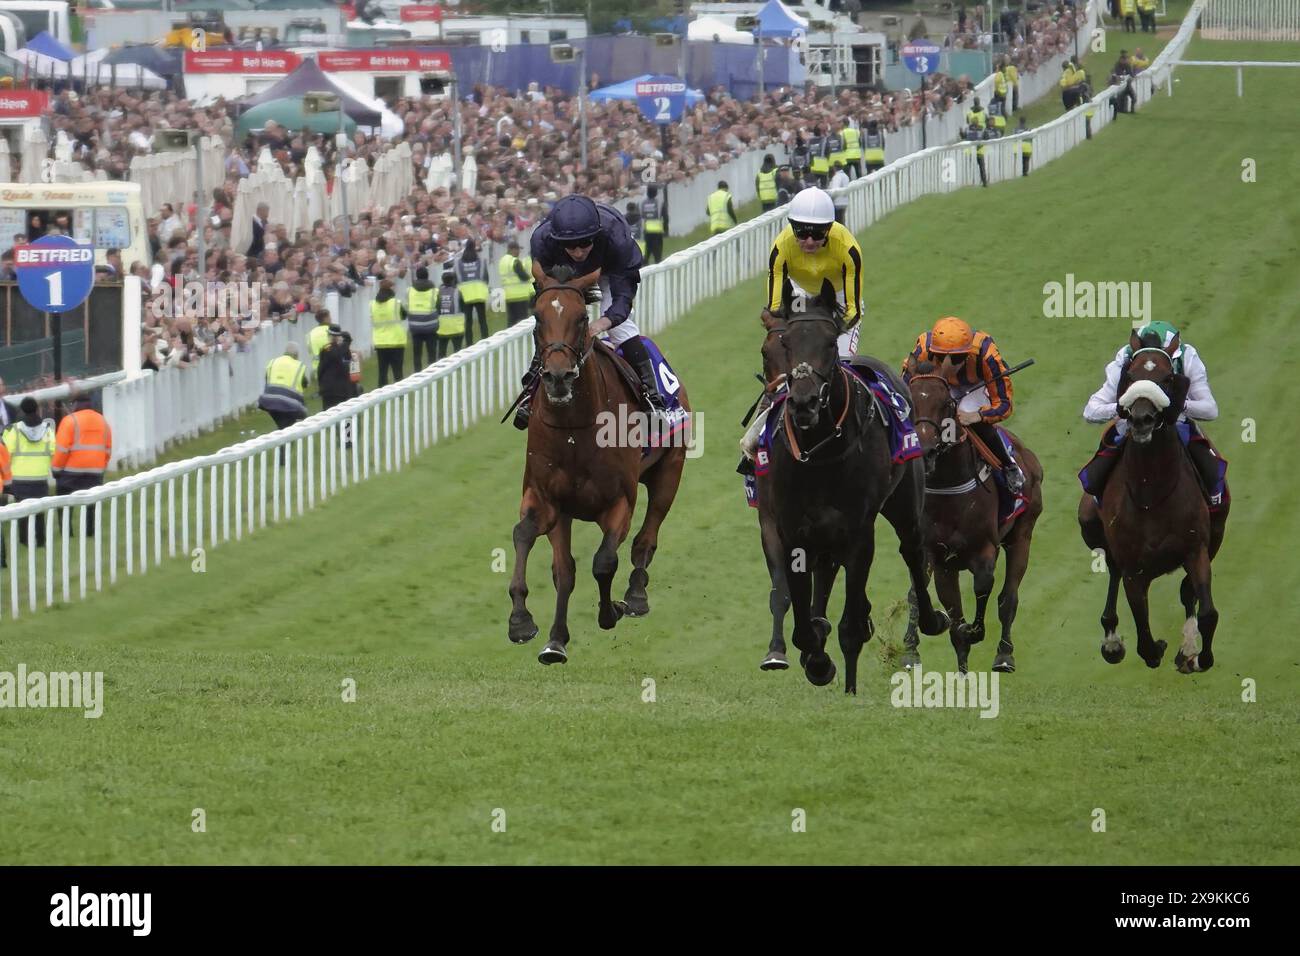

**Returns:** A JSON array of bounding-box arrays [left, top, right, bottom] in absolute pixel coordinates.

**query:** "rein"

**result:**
[[908, 372, 992, 495]]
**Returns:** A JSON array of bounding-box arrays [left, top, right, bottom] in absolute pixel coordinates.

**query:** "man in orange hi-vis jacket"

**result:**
[[52, 392, 112, 535]]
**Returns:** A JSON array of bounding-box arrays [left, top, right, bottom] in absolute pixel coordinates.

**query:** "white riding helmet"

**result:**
[[787, 187, 836, 226]]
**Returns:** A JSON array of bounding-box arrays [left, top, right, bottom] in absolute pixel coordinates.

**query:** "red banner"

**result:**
[[399, 5, 444, 22], [0, 89, 49, 118], [183, 50, 302, 74], [317, 50, 451, 73]]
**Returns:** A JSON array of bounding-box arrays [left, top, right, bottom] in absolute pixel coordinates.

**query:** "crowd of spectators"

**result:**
[[7, 5, 1082, 381], [943, 1, 1085, 75]]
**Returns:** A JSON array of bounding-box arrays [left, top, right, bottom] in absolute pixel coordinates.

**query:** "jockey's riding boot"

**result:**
[[621, 337, 668, 420], [1186, 437, 1222, 499], [975, 421, 1026, 494], [513, 359, 542, 430], [738, 393, 774, 473]]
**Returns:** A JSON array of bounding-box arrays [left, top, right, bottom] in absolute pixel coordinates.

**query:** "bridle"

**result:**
[[1124, 348, 1175, 434], [908, 371, 968, 457], [535, 283, 594, 372], [765, 311, 843, 410], [766, 310, 865, 463]]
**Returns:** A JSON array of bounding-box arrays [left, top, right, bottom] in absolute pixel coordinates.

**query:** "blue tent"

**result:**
[[588, 74, 704, 104], [25, 31, 74, 62], [756, 0, 808, 38]]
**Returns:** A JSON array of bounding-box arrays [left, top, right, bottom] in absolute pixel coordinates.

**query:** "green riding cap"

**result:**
[[1130, 320, 1183, 358]]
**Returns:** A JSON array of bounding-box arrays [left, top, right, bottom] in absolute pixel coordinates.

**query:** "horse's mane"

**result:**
[[543, 265, 602, 304]]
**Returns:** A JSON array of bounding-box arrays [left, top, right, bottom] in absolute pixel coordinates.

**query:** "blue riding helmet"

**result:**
[[549, 195, 602, 243]]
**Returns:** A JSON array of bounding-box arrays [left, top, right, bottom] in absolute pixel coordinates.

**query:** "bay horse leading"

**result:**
[[752, 290, 949, 694], [903, 360, 1044, 674], [1078, 347, 1227, 672], [508, 266, 689, 665]]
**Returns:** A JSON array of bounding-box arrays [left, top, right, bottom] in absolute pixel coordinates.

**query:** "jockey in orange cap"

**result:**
[[903, 316, 1026, 493]]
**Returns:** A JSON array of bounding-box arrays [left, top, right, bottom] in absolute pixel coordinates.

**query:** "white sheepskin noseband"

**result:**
[[1118, 379, 1170, 411]]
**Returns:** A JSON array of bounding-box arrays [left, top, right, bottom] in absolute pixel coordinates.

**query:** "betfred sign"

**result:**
[[0, 90, 49, 118], [400, 4, 444, 21], [14, 237, 96, 314], [634, 80, 686, 97], [13, 244, 94, 267], [317, 50, 451, 73], [184, 50, 302, 74]]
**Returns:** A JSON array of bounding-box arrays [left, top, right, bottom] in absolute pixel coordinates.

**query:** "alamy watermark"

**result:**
[[1042, 274, 1151, 323], [50, 886, 150, 936], [595, 407, 704, 458], [0, 664, 104, 718], [149, 280, 263, 321], [890, 664, 999, 718]]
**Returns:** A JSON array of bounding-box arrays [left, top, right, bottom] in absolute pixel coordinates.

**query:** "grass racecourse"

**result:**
[[2, 36, 1298, 865]]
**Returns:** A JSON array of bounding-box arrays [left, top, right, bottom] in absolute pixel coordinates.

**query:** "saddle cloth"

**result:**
[[744, 361, 921, 508], [610, 338, 690, 453]]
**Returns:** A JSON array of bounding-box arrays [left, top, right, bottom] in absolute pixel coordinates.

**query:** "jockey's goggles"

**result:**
[[791, 224, 830, 241], [561, 237, 596, 250]]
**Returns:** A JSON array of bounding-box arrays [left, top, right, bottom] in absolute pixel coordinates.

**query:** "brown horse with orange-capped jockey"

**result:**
[[901, 317, 1044, 674]]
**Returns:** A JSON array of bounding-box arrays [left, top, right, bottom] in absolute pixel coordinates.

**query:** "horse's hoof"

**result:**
[[508, 614, 539, 645], [760, 652, 790, 671], [992, 653, 1016, 673], [598, 601, 626, 631], [922, 609, 950, 636], [804, 654, 837, 687], [538, 642, 568, 665], [1101, 640, 1125, 664], [622, 593, 650, 617], [901, 648, 921, 670], [1142, 640, 1168, 669]]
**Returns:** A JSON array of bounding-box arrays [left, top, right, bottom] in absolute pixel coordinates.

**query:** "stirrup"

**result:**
[[1004, 463, 1026, 494]]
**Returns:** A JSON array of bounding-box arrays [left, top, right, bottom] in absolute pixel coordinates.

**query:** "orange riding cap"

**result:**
[[903, 323, 1014, 424]]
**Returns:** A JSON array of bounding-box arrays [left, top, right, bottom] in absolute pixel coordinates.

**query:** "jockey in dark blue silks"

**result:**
[[514, 194, 668, 429]]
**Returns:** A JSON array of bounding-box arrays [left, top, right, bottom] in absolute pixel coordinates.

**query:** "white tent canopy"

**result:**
[[322, 73, 404, 139], [87, 63, 167, 89], [688, 16, 757, 44]]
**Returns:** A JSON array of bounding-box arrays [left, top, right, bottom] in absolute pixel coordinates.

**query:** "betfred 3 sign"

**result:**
[[13, 236, 95, 313]]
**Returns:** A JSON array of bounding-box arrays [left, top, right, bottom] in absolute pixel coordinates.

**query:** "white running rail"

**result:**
[[1201, 0, 1300, 40], [0, 1, 1205, 621]]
